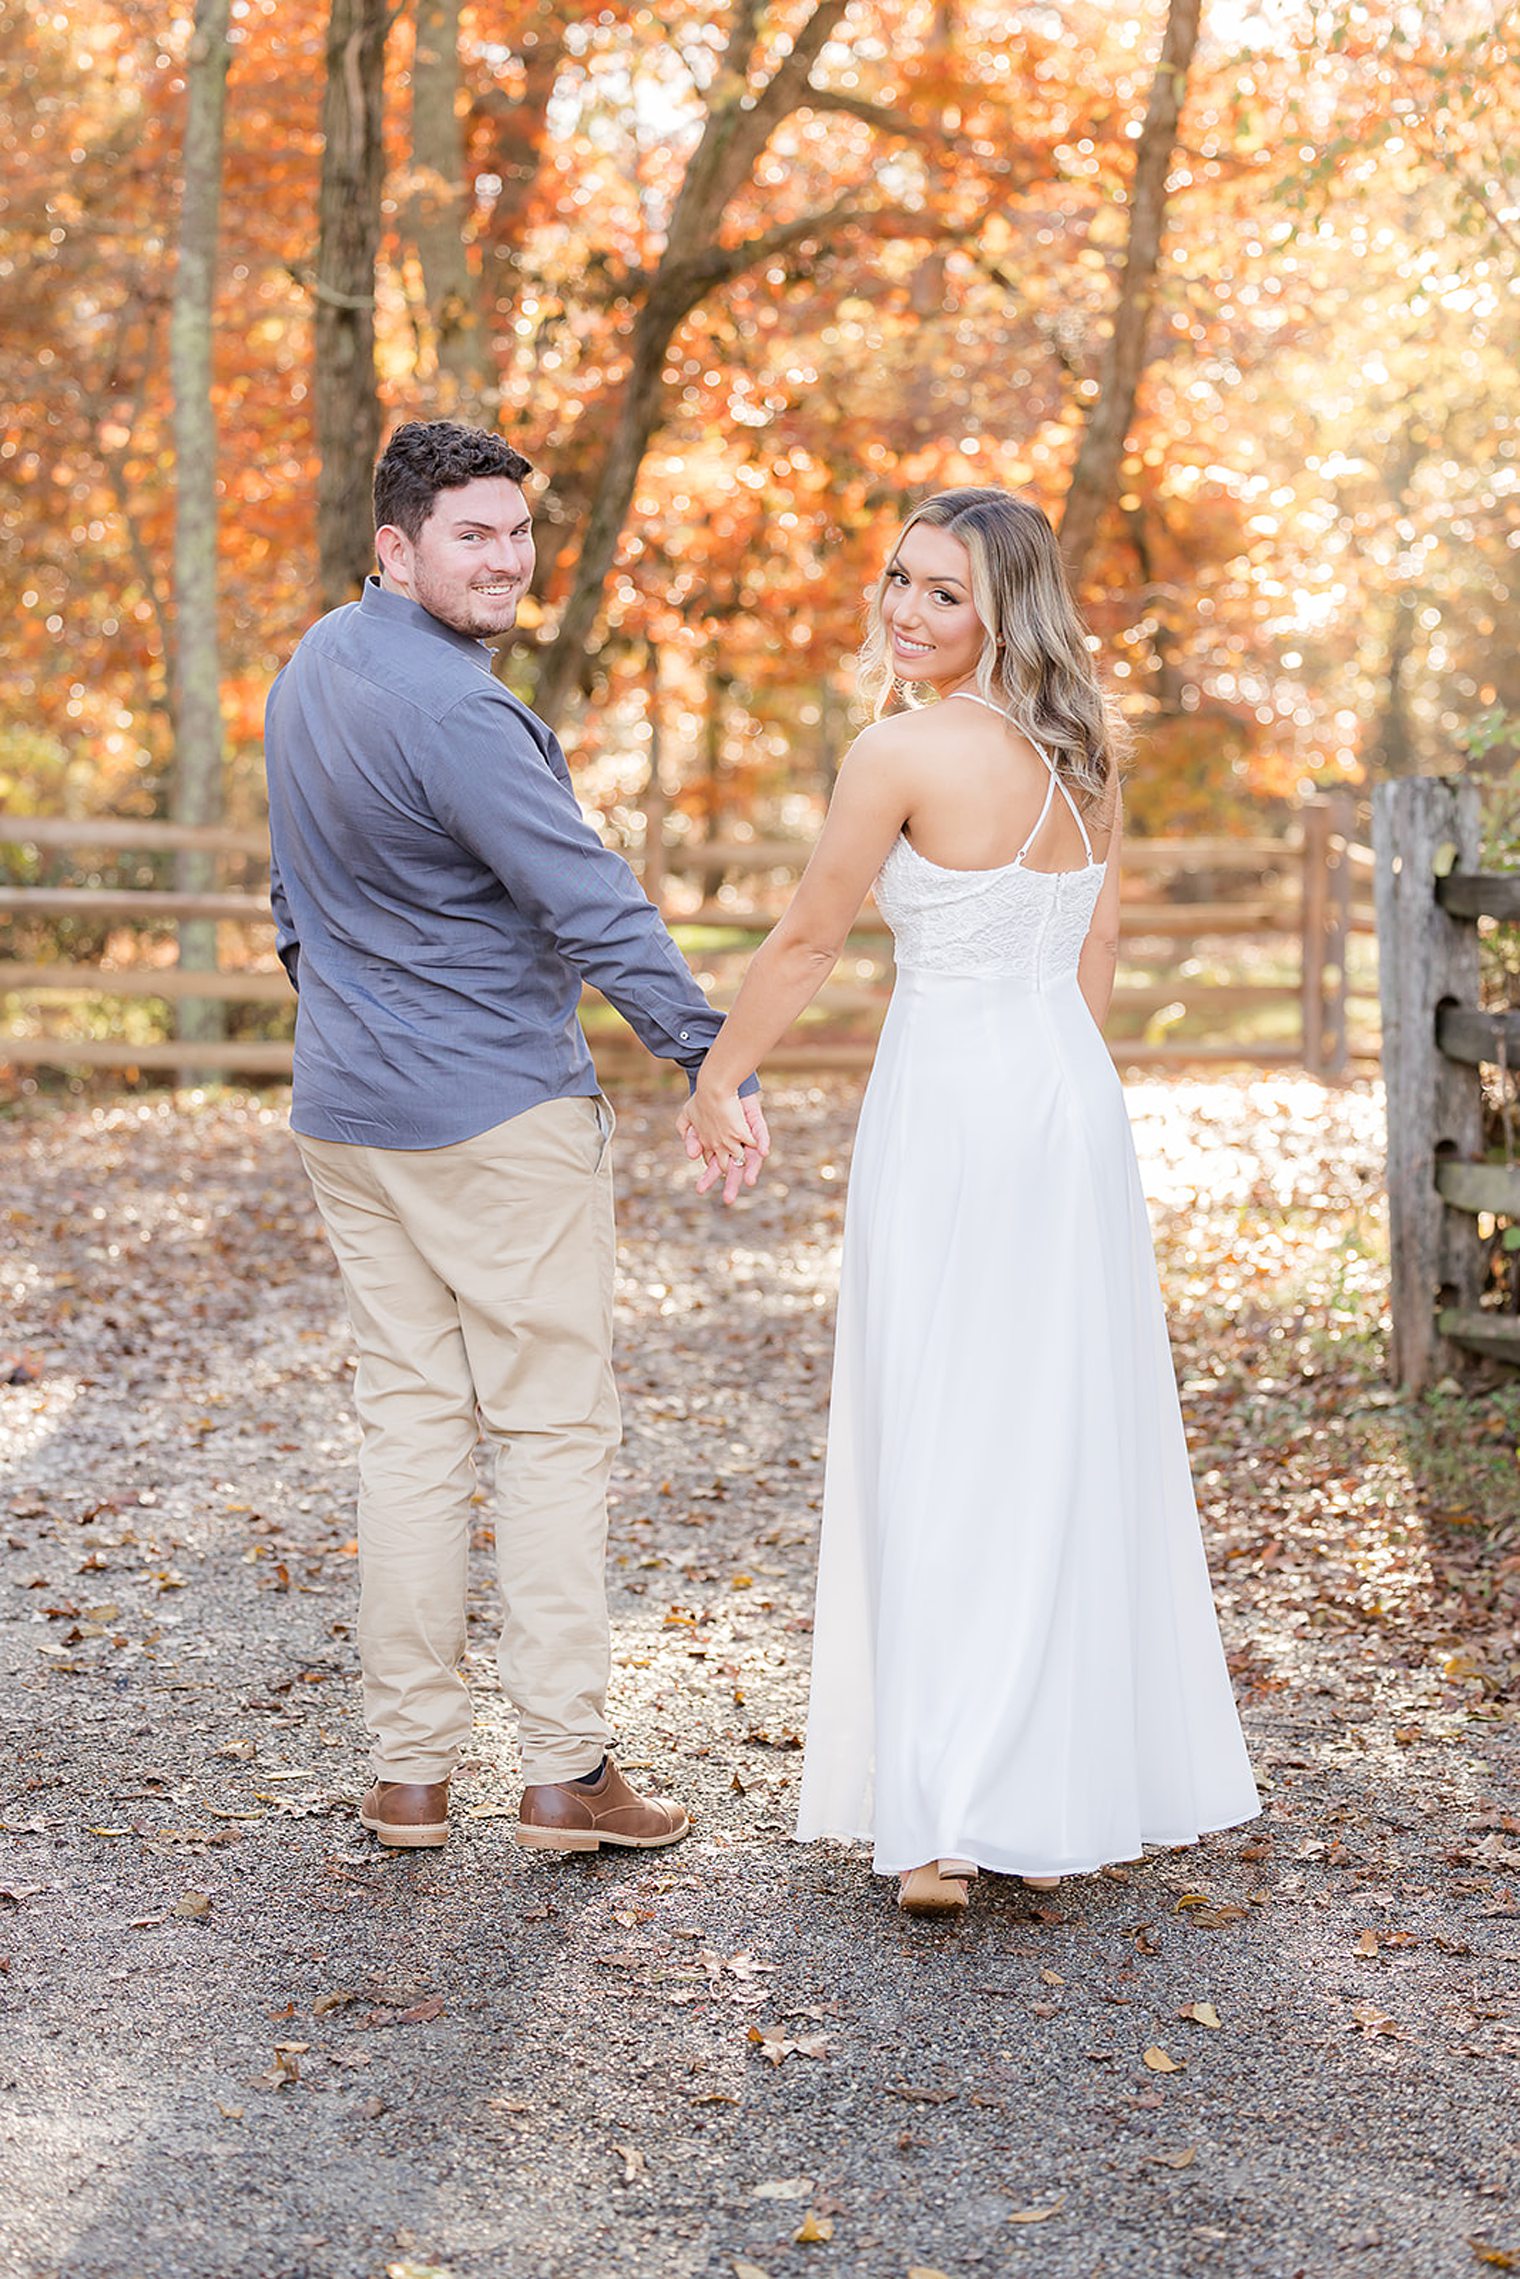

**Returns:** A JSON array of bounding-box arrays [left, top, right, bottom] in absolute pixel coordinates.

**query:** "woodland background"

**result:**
[[0, 0, 1515, 935]]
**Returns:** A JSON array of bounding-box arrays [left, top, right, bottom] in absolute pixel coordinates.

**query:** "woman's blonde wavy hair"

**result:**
[[857, 487, 1130, 806]]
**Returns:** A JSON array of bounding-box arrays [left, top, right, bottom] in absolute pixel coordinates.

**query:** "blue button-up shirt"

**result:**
[[264, 579, 739, 1148]]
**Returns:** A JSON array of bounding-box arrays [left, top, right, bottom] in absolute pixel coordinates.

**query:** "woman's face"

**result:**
[[879, 521, 987, 691]]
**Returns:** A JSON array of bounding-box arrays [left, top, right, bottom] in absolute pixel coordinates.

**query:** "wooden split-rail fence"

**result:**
[[1374, 775, 1520, 1390], [0, 797, 1374, 1080]]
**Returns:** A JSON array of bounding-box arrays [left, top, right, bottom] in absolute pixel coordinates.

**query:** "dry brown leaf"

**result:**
[[1143, 2047, 1184, 2073], [1147, 2146, 1197, 2169], [1350, 2002, 1404, 2038], [732, 2264, 771, 2279], [1356, 1929, 1381, 1957], [1008, 2197, 1066, 2225], [313, 1989, 356, 2015], [793, 2212, 833, 2244], [173, 1891, 211, 1918], [1177, 2001, 1221, 2029], [1040, 1968, 1065, 1986], [216, 2102, 244, 2120]]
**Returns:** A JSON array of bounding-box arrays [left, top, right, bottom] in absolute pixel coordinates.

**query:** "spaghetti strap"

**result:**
[[1047, 764, 1094, 862], [945, 691, 1095, 867]]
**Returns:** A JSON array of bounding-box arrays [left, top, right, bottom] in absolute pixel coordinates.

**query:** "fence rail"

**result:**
[[2, 797, 1375, 1080]]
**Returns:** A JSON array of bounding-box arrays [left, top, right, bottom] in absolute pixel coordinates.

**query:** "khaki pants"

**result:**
[[295, 1097, 619, 1787]]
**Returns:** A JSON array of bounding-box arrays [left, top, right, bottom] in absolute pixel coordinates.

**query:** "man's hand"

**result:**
[[678, 1090, 770, 1207]]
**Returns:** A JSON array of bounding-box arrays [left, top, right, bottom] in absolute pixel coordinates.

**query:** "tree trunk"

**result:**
[[1057, 0, 1202, 588], [315, 0, 390, 613], [529, 0, 852, 728], [407, 0, 489, 408], [169, 0, 233, 1057]]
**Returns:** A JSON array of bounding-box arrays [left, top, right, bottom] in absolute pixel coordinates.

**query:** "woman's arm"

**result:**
[[1077, 778, 1124, 1026], [682, 723, 919, 1175]]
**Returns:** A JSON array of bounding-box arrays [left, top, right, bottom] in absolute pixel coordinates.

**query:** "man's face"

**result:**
[[376, 477, 535, 640]]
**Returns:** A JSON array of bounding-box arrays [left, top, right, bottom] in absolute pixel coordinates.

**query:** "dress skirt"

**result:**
[[794, 967, 1262, 1877]]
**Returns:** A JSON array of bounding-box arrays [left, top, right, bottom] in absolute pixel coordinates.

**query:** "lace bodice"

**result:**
[[875, 836, 1106, 983]]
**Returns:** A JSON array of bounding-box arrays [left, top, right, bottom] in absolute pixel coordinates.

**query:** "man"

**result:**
[[265, 419, 765, 1854]]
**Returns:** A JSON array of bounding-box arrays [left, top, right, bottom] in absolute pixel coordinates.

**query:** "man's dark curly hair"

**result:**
[[373, 420, 533, 542]]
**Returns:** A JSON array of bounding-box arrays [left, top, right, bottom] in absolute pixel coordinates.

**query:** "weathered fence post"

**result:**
[[1372, 776, 1485, 1391], [1323, 789, 1355, 1079], [1300, 800, 1330, 1076]]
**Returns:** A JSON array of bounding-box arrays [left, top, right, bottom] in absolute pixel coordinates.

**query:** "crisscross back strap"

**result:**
[[951, 691, 1094, 865]]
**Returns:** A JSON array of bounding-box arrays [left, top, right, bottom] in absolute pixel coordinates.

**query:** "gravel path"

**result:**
[[2, 1076, 1517, 2279]]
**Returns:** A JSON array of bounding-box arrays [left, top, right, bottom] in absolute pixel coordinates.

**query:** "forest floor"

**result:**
[[2, 1073, 1520, 2279]]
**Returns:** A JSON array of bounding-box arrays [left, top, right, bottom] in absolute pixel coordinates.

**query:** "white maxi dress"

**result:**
[[795, 723, 1262, 1877]]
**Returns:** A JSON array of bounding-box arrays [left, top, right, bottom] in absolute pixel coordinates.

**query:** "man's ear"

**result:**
[[375, 523, 411, 587]]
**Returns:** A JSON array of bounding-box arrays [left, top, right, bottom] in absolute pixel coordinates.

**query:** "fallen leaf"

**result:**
[[793, 2212, 833, 2244], [753, 2178, 814, 2201], [313, 1989, 356, 2015], [1040, 1968, 1065, 1986], [1177, 2002, 1221, 2029], [732, 2263, 770, 2279], [1349, 2002, 1404, 2039], [1008, 2197, 1066, 2225], [908, 2269, 956, 2279], [217, 2102, 244, 2120], [1143, 2047, 1184, 2073], [173, 1891, 212, 1918], [386, 2265, 452, 2279], [1147, 2146, 1197, 2169], [885, 2081, 957, 2104], [1469, 2246, 1517, 2271], [1356, 1930, 1381, 1957], [256, 2048, 301, 2091], [614, 2143, 647, 2183]]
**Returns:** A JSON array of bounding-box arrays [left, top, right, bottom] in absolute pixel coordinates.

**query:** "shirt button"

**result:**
[[679, 1030, 690, 1042]]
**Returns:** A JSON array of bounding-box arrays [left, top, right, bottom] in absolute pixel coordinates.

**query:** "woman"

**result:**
[[681, 487, 1260, 1914]]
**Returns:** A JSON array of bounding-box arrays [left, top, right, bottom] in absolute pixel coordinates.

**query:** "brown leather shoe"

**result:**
[[515, 1759, 690, 1853], [359, 1779, 450, 1849]]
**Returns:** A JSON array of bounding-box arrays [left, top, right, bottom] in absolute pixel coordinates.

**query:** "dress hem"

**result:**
[[793, 1799, 1262, 1880]]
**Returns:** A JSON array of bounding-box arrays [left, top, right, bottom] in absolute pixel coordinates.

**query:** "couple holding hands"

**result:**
[[264, 419, 1257, 1918]]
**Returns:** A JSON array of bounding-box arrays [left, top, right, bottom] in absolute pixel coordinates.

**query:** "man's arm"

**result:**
[[425, 687, 755, 1090], [269, 836, 300, 995]]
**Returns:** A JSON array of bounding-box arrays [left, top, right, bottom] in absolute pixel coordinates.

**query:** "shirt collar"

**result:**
[[359, 576, 494, 669]]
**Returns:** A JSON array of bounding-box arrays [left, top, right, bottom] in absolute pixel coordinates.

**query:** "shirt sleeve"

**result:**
[[426, 687, 757, 1091]]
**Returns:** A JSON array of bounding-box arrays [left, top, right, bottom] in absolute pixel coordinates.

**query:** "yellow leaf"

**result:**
[[1174, 1892, 1212, 1910], [793, 2212, 833, 2244], [1469, 2245, 1517, 2271], [1356, 1930, 1380, 1957], [1177, 2001, 1221, 2029], [1008, 2197, 1066, 2225], [1143, 2047, 1184, 2072], [217, 2103, 244, 2120], [731, 1574, 754, 1590]]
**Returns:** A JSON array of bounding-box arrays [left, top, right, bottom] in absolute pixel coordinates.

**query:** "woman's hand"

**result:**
[[678, 1085, 770, 1206]]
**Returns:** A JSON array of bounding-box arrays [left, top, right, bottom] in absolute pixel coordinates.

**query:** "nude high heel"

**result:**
[[898, 1859, 979, 1915]]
